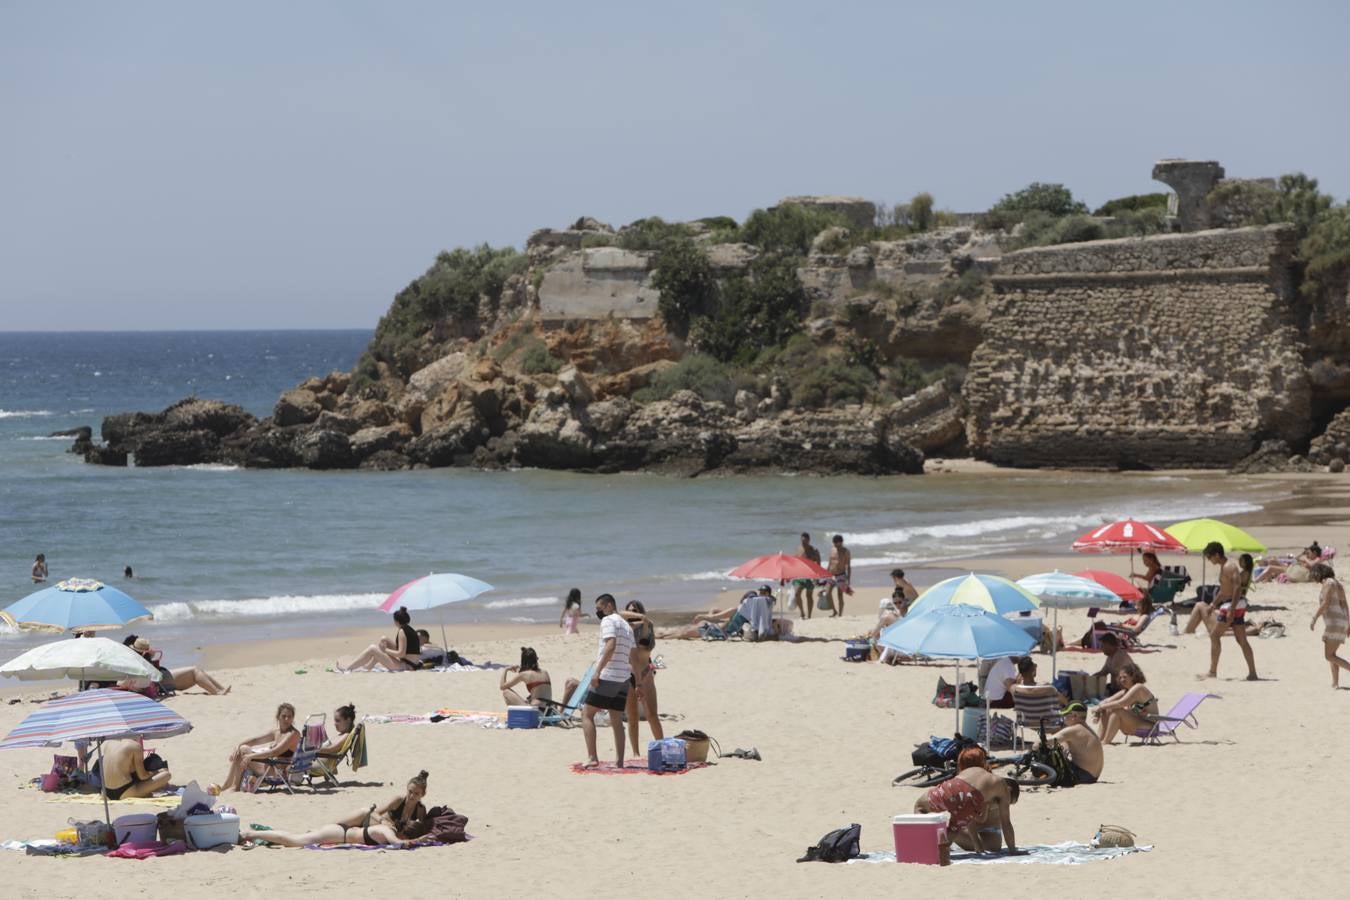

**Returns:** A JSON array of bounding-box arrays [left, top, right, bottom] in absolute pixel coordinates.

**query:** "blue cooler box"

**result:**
[[647, 738, 687, 771], [507, 705, 541, 729]]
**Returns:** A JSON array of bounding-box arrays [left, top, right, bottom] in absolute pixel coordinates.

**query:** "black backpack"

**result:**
[[796, 823, 862, 863]]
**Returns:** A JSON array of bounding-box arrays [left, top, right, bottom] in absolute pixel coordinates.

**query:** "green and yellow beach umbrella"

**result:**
[[1164, 518, 1266, 554]]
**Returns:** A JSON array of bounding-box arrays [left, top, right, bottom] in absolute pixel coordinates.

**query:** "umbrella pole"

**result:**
[[96, 739, 110, 828], [983, 658, 991, 753], [954, 661, 961, 736], [1051, 607, 1059, 680], [439, 614, 450, 671]]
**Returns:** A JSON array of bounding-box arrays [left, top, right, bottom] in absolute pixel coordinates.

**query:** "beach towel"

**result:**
[[365, 711, 506, 728], [569, 760, 710, 776], [850, 842, 1152, 865], [1058, 646, 1161, 655], [106, 840, 188, 859], [303, 839, 461, 851], [2, 839, 106, 857]]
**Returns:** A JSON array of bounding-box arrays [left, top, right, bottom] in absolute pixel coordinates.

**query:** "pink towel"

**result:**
[[106, 840, 188, 859]]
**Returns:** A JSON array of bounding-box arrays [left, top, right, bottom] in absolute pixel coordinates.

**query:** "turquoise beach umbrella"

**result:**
[[3, 578, 152, 633], [1017, 570, 1120, 678], [907, 573, 1041, 619], [878, 604, 1037, 737]]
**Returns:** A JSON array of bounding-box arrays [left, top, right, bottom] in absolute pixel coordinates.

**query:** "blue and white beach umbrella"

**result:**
[[879, 604, 1037, 737], [2, 578, 153, 633], [1017, 570, 1121, 678]]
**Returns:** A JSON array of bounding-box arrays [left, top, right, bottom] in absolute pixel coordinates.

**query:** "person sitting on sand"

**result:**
[[339, 606, 422, 672], [1050, 703, 1104, 783], [130, 637, 230, 695], [501, 647, 552, 708], [96, 739, 172, 799], [241, 771, 434, 848], [1310, 563, 1350, 688], [1091, 663, 1157, 744], [1128, 551, 1162, 590], [213, 702, 300, 794], [913, 747, 1018, 856], [1257, 541, 1323, 583]]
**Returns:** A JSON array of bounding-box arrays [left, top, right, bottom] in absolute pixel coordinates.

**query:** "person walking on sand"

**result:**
[[1204, 542, 1258, 681], [791, 533, 822, 619], [581, 593, 635, 768], [1310, 563, 1350, 688], [31, 553, 47, 583], [826, 534, 851, 617]]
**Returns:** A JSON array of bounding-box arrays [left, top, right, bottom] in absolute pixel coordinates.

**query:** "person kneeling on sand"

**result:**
[[1050, 703, 1104, 784], [96, 739, 171, 799], [242, 770, 434, 847], [913, 747, 1018, 857]]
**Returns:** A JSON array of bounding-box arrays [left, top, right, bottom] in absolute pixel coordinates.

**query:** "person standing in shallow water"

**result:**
[[1204, 541, 1258, 681], [31, 553, 47, 583]]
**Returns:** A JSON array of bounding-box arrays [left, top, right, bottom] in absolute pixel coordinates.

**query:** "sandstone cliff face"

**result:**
[[964, 226, 1307, 468]]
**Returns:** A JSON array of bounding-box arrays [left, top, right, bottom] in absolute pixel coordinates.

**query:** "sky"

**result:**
[[2, 1, 1348, 330]]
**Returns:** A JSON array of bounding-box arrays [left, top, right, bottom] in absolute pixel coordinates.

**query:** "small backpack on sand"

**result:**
[[796, 823, 862, 863]]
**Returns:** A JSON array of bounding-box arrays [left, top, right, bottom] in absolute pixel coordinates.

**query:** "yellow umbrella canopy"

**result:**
[[1165, 518, 1265, 553]]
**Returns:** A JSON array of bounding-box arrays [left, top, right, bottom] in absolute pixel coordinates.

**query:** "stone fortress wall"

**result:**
[[963, 225, 1309, 468]]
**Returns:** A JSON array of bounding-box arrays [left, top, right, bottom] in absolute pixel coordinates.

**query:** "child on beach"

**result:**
[[560, 588, 584, 634]]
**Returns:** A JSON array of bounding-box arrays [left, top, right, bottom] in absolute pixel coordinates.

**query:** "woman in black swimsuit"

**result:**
[[619, 600, 664, 756], [339, 606, 423, 672], [240, 770, 433, 847]]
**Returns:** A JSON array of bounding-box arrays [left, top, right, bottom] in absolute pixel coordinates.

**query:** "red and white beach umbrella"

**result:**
[[727, 553, 831, 582], [1070, 519, 1187, 554]]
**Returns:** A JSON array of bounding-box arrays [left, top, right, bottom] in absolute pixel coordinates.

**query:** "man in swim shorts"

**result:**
[[1205, 542, 1258, 681], [914, 750, 1018, 856], [791, 532, 822, 619], [581, 593, 635, 768], [826, 534, 851, 617]]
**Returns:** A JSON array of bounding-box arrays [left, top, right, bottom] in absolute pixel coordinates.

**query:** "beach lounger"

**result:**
[[539, 662, 596, 728], [1129, 692, 1219, 746], [1011, 685, 1063, 750], [254, 714, 326, 793], [308, 720, 368, 787]]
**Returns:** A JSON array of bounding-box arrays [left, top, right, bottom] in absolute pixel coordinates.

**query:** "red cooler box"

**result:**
[[892, 812, 949, 864]]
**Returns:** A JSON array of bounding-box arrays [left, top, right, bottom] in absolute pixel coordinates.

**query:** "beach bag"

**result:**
[[156, 811, 186, 843], [979, 713, 1015, 748], [816, 594, 833, 611], [403, 806, 469, 845], [1092, 824, 1136, 848], [674, 729, 718, 763], [1045, 745, 1077, 788], [43, 754, 80, 792], [698, 622, 727, 641], [796, 823, 862, 863]]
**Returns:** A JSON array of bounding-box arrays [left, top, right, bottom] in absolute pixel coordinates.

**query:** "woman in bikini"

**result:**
[[213, 702, 300, 793], [1128, 551, 1163, 590], [1310, 563, 1350, 687], [1091, 663, 1158, 744], [500, 647, 552, 708], [619, 600, 663, 756], [241, 771, 433, 848], [339, 606, 422, 672]]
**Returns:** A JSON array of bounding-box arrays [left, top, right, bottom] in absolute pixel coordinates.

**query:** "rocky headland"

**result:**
[[71, 160, 1350, 475]]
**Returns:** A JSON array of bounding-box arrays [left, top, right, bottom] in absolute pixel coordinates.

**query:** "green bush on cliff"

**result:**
[[981, 182, 1088, 230], [652, 236, 718, 337], [1093, 193, 1168, 216], [738, 204, 848, 256], [1303, 204, 1350, 299], [518, 339, 564, 374], [618, 217, 692, 252], [688, 256, 810, 365], [365, 244, 528, 379], [632, 354, 745, 405]]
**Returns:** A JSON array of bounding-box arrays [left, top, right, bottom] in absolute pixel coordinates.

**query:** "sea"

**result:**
[[0, 330, 1268, 660]]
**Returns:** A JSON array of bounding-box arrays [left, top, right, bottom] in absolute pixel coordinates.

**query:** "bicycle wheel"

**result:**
[[991, 757, 1057, 787], [892, 765, 953, 788]]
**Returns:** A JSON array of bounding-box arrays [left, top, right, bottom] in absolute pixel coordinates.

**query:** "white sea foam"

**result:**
[[183, 463, 241, 472], [18, 435, 69, 441], [152, 592, 384, 622], [508, 616, 537, 624], [844, 514, 1104, 548], [483, 596, 557, 610], [0, 409, 53, 419], [676, 570, 731, 582]]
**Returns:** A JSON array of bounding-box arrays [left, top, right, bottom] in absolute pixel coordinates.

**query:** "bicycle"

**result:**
[[892, 723, 1061, 789]]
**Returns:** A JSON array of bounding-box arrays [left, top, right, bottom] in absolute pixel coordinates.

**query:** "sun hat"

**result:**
[[132, 637, 151, 653]]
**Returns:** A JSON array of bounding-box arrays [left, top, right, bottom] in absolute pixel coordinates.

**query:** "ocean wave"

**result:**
[[508, 616, 537, 624], [152, 592, 384, 622], [18, 435, 69, 441], [183, 463, 241, 472], [0, 409, 53, 419], [483, 596, 558, 610], [676, 570, 731, 581], [844, 514, 1104, 548]]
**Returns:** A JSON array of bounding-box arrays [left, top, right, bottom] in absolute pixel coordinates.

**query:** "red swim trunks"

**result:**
[[924, 776, 986, 833]]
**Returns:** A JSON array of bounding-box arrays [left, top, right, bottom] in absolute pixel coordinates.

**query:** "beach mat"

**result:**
[[1058, 646, 1161, 655], [303, 840, 459, 851], [569, 760, 710, 776], [851, 842, 1151, 865]]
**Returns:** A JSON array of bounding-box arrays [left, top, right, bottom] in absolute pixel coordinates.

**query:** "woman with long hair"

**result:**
[[241, 771, 433, 847], [213, 702, 300, 793], [618, 600, 663, 755], [1311, 563, 1350, 687], [500, 647, 552, 708], [339, 606, 422, 672]]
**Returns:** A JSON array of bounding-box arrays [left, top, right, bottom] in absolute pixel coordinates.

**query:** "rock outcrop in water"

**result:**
[[75, 160, 1350, 474]]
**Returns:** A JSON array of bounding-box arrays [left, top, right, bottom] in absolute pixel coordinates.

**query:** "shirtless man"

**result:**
[[98, 739, 171, 799], [1050, 703, 1104, 784], [1205, 541, 1258, 680], [914, 753, 1018, 856], [826, 534, 851, 618], [791, 532, 822, 619]]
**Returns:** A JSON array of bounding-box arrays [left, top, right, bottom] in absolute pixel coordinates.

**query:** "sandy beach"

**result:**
[[4, 474, 1350, 898]]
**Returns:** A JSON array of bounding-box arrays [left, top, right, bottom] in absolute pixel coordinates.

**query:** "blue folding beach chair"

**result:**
[[254, 714, 325, 793], [539, 661, 596, 728]]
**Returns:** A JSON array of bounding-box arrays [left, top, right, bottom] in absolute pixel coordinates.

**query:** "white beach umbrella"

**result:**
[[0, 637, 161, 683]]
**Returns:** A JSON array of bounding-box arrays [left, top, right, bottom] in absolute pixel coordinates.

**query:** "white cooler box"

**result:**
[[185, 812, 240, 849]]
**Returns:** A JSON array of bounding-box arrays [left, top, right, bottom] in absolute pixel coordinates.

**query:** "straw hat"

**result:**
[[132, 637, 151, 653]]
